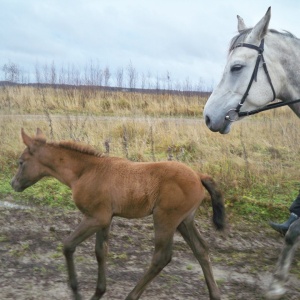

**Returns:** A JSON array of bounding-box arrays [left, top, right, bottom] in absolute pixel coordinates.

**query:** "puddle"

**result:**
[[0, 199, 31, 210]]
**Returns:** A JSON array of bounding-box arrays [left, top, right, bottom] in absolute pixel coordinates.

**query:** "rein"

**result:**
[[237, 98, 300, 117], [224, 38, 295, 121]]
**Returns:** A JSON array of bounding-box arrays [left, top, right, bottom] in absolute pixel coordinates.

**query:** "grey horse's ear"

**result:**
[[248, 7, 271, 43], [237, 15, 247, 32]]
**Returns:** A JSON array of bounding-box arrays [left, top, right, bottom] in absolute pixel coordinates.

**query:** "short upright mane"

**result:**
[[229, 28, 299, 53], [48, 140, 104, 157]]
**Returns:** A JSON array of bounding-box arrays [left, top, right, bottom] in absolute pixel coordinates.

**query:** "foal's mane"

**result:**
[[48, 140, 104, 157], [229, 28, 299, 54]]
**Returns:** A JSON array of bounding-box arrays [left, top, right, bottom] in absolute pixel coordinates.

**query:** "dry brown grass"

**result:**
[[0, 86, 204, 116], [1, 85, 300, 207]]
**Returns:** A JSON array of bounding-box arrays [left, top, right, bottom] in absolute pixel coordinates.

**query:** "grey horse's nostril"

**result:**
[[205, 115, 211, 127]]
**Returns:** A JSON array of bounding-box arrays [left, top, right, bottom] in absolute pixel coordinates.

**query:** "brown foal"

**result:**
[[11, 128, 226, 300]]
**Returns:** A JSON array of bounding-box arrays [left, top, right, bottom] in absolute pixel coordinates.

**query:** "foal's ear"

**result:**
[[36, 128, 46, 142], [21, 128, 33, 147], [237, 15, 247, 32], [248, 7, 271, 43], [21, 128, 46, 151]]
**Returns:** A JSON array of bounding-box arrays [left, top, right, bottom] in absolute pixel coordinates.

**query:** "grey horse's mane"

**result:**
[[229, 29, 298, 53]]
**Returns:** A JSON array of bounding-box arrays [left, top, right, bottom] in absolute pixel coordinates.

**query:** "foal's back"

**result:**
[[74, 157, 204, 220]]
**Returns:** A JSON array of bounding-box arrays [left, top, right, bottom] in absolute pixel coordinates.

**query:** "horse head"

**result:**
[[204, 7, 279, 134], [11, 128, 47, 192]]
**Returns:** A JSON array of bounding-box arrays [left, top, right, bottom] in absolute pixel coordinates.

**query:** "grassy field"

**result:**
[[1, 84, 300, 222]]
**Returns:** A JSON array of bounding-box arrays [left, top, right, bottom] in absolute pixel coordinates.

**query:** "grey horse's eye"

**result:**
[[231, 64, 243, 72]]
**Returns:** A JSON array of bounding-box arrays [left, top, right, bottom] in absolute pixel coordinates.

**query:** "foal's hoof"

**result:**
[[90, 294, 103, 300], [265, 284, 286, 299], [73, 293, 82, 300], [89, 287, 105, 300]]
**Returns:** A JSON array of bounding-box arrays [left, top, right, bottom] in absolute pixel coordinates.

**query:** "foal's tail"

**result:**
[[199, 174, 226, 231]]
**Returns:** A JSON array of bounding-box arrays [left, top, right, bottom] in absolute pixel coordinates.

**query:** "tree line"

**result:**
[[1, 60, 213, 93]]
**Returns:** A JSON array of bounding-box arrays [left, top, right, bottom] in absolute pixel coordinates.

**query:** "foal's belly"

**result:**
[[112, 195, 154, 219]]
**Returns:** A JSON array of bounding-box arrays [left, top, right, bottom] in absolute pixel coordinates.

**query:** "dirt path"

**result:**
[[1, 198, 300, 300]]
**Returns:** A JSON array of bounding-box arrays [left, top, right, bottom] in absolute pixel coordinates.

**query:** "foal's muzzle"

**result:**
[[11, 177, 25, 192]]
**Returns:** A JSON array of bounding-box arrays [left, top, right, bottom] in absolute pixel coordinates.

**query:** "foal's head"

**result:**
[[11, 128, 47, 192]]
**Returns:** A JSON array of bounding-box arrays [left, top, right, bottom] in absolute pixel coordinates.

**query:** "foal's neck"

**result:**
[[44, 146, 95, 188]]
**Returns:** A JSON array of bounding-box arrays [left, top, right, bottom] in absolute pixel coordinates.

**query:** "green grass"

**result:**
[[2, 164, 297, 223], [1, 173, 74, 209]]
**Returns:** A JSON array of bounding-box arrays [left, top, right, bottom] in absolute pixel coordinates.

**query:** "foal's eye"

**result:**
[[231, 64, 243, 72], [18, 160, 23, 167]]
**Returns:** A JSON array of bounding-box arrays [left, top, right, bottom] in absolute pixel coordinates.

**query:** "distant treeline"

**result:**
[[0, 80, 211, 97], [1, 60, 213, 95]]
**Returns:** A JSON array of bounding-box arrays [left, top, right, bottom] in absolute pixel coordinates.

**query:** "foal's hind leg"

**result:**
[[125, 214, 176, 300], [266, 219, 300, 299], [177, 218, 220, 300], [90, 227, 110, 300]]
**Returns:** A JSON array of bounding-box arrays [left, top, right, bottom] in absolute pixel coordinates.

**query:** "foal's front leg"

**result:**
[[266, 219, 300, 299], [63, 216, 103, 300]]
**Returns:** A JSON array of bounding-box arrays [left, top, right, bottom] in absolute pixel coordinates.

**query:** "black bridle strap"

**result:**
[[238, 98, 300, 117], [233, 42, 264, 53], [261, 54, 276, 105], [235, 47, 263, 112], [230, 39, 277, 115]]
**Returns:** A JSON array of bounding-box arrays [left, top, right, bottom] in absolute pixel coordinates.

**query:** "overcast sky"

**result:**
[[1, 0, 299, 88]]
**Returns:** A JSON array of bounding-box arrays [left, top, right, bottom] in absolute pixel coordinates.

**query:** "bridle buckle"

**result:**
[[225, 109, 239, 122]]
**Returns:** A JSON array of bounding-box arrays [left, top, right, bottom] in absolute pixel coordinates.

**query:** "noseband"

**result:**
[[225, 39, 276, 121]]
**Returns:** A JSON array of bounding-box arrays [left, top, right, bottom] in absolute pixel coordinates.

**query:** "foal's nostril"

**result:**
[[205, 115, 211, 127]]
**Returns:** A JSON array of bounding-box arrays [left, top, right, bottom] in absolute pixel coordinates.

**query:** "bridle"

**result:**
[[225, 39, 300, 121], [225, 39, 275, 121]]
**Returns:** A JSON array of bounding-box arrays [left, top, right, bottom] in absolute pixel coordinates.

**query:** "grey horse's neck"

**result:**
[[270, 32, 300, 118]]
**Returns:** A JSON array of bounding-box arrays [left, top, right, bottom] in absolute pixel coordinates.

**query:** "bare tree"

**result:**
[[103, 66, 111, 87], [51, 61, 57, 85], [184, 77, 191, 92], [166, 71, 172, 91], [174, 80, 181, 91], [35, 62, 41, 84], [99, 70, 104, 86], [2, 62, 20, 83], [116, 67, 124, 88], [66, 64, 71, 85], [73, 67, 81, 86], [20, 69, 30, 84], [127, 61, 138, 90], [43, 63, 49, 84], [84, 60, 103, 86], [58, 65, 68, 85], [140, 72, 146, 90], [155, 73, 160, 91], [94, 63, 102, 87], [146, 71, 152, 89], [84, 62, 90, 85]]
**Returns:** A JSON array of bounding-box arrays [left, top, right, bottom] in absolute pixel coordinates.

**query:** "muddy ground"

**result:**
[[1, 197, 300, 300]]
